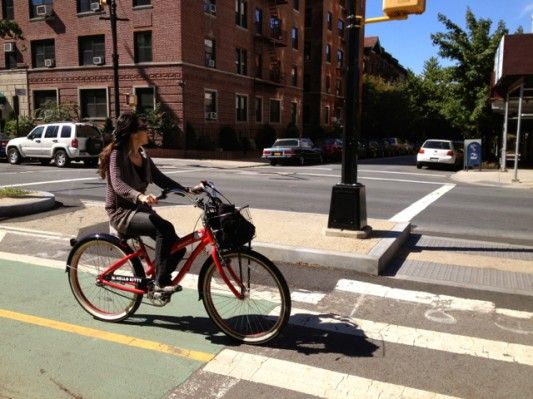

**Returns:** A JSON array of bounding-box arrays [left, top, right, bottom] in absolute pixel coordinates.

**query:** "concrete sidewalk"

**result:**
[[451, 167, 533, 189]]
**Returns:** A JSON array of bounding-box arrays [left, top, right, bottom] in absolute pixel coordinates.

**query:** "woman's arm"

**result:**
[[148, 157, 188, 192]]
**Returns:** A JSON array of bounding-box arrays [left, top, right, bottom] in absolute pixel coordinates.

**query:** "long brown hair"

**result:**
[[97, 112, 143, 179]]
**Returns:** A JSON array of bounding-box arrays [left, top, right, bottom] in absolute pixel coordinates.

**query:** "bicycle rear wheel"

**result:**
[[200, 248, 291, 344], [67, 236, 145, 322]]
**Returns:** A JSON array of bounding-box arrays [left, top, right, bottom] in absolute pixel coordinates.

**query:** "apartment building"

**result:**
[[0, 0, 305, 142], [303, 0, 346, 131], [363, 36, 407, 83]]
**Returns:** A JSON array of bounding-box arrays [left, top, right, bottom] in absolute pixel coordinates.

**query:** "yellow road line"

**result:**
[[0, 308, 215, 363]]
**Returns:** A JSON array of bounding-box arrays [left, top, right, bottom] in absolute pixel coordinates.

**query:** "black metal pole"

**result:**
[[110, 0, 120, 118], [327, 0, 368, 231]]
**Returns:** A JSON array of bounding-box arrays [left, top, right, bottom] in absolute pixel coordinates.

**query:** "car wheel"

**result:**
[[7, 148, 21, 165], [299, 156, 305, 166], [318, 154, 324, 164], [54, 150, 70, 168], [85, 158, 98, 168], [416, 162, 422, 169], [270, 160, 277, 166]]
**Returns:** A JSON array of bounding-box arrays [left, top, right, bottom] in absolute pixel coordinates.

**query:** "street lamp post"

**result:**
[[100, 0, 127, 119], [327, 0, 368, 231]]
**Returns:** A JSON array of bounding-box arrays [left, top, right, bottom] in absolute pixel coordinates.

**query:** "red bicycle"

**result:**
[[66, 182, 291, 344]]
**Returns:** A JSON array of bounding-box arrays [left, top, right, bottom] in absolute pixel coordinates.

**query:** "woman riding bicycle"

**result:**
[[97, 112, 201, 293]]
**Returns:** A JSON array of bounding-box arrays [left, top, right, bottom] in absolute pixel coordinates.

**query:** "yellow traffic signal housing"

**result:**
[[383, 0, 426, 17]]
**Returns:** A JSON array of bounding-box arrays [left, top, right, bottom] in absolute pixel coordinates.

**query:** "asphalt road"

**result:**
[[1, 156, 532, 245]]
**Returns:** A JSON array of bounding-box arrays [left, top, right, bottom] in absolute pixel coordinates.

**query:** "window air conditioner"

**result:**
[[3, 43, 14, 52], [92, 56, 104, 65], [206, 112, 217, 120], [44, 58, 55, 68], [36, 4, 53, 17], [208, 59, 215, 68], [209, 4, 217, 13], [90, 2, 101, 12]]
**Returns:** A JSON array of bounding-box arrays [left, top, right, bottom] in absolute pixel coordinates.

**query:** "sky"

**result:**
[[364, 0, 533, 75]]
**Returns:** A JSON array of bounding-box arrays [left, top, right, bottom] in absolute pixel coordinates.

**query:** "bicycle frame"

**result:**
[[95, 226, 246, 299]]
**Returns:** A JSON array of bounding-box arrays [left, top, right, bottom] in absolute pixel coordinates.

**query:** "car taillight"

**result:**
[[71, 138, 79, 148], [447, 150, 454, 156], [263, 150, 271, 156], [418, 148, 424, 154]]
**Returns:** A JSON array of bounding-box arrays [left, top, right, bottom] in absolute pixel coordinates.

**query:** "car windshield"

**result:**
[[76, 125, 101, 138], [423, 140, 451, 150], [272, 139, 298, 147]]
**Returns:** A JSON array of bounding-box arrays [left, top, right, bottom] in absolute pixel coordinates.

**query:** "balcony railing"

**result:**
[[254, 26, 287, 47]]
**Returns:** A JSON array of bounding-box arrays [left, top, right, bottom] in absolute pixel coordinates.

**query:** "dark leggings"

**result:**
[[127, 211, 185, 286]]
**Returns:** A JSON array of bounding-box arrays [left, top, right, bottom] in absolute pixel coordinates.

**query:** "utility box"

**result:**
[[383, 0, 426, 17]]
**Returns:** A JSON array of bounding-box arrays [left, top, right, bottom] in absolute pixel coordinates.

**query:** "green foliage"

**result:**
[[255, 124, 277, 148], [5, 116, 35, 137], [0, 19, 23, 40], [218, 125, 239, 150], [307, 125, 326, 143], [282, 122, 300, 139], [196, 134, 216, 150], [0, 187, 29, 198], [35, 100, 80, 122], [430, 8, 507, 139], [185, 122, 197, 150], [143, 104, 181, 149]]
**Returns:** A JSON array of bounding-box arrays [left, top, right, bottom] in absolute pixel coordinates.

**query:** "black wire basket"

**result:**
[[206, 203, 256, 250]]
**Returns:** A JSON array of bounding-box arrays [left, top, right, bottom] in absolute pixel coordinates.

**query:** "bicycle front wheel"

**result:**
[[200, 249, 291, 344], [67, 237, 145, 322]]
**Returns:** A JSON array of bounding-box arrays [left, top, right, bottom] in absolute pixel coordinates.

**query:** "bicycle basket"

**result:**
[[209, 204, 255, 250]]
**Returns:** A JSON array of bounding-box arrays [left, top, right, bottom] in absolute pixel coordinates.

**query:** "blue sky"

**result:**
[[365, 0, 533, 75]]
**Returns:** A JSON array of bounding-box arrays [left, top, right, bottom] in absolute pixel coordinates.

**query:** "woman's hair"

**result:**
[[97, 112, 145, 179]]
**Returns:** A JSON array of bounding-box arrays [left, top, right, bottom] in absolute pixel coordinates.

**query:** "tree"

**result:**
[[431, 8, 507, 146], [0, 19, 23, 40], [35, 100, 80, 122]]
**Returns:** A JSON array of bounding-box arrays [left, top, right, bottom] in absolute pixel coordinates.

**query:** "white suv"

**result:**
[[6, 122, 104, 167]]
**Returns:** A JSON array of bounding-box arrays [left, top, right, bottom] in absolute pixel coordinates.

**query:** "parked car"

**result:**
[[386, 137, 407, 155], [6, 122, 104, 167], [365, 140, 384, 158], [0, 133, 9, 159], [416, 139, 464, 170], [262, 138, 323, 165], [322, 138, 343, 161]]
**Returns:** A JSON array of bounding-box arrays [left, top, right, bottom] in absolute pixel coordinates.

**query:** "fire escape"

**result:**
[[254, 0, 288, 87]]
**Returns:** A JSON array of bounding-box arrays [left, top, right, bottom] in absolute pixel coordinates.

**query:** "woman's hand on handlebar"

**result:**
[[138, 193, 158, 205], [187, 184, 205, 195]]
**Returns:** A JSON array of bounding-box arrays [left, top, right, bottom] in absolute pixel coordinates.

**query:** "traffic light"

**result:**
[[383, 0, 426, 17]]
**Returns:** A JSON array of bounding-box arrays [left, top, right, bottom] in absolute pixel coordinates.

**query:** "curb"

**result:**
[[0, 192, 56, 218], [253, 222, 411, 276]]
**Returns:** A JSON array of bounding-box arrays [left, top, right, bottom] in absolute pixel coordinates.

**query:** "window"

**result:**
[[303, 74, 310, 91], [270, 16, 281, 40], [291, 66, 298, 86], [255, 97, 262, 123], [3, 0, 14, 19], [326, 12, 332, 30], [133, 0, 151, 6], [324, 106, 330, 124], [336, 49, 344, 67], [270, 99, 280, 123], [236, 94, 247, 122], [60, 125, 72, 138], [326, 75, 331, 93], [33, 90, 57, 115], [290, 102, 297, 124], [5, 50, 16, 70], [204, 0, 216, 15], [293, 0, 299, 11], [134, 31, 152, 63], [235, 0, 247, 28], [80, 88, 107, 118], [30, 0, 53, 18], [235, 47, 247, 75], [135, 87, 155, 115], [255, 8, 263, 34], [291, 27, 298, 49], [325, 44, 331, 62], [205, 38, 216, 67], [44, 124, 59, 138], [336, 79, 342, 96], [79, 35, 105, 66], [28, 126, 44, 140], [77, 0, 100, 13], [31, 39, 55, 68], [304, 8, 312, 27], [205, 90, 217, 120], [337, 19, 345, 36], [304, 41, 311, 61]]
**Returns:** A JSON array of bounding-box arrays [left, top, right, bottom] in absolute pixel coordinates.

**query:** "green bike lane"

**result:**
[[0, 258, 224, 399]]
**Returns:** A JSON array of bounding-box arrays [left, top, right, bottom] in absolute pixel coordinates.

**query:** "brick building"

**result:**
[[0, 0, 305, 145], [363, 36, 407, 83]]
